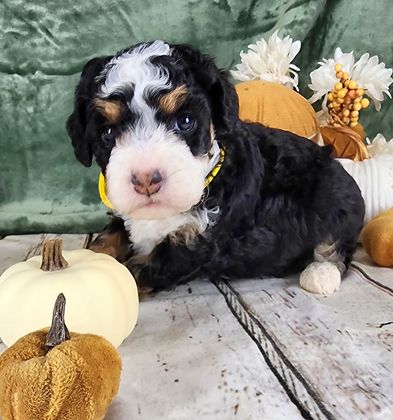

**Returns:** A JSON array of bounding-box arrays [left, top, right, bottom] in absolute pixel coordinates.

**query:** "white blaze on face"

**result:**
[[100, 41, 211, 220], [101, 40, 172, 100]]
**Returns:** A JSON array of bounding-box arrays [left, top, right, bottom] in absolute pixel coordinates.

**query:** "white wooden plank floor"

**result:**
[[222, 273, 393, 418], [0, 235, 392, 419]]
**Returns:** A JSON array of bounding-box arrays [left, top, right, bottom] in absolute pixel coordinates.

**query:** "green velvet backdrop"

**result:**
[[0, 0, 392, 234]]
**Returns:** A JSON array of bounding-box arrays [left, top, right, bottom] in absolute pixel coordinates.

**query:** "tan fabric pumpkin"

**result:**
[[0, 294, 121, 420], [235, 80, 320, 141]]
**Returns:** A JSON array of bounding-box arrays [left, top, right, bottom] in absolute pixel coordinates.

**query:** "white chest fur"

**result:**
[[123, 207, 219, 255]]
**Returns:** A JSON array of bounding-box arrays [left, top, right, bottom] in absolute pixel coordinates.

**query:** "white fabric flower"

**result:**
[[352, 54, 392, 110], [308, 48, 392, 110], [315, 109, 329, 126], [308, 48, 355, 104], [231, 31, 301, 90], [366, 134, 393, 157]]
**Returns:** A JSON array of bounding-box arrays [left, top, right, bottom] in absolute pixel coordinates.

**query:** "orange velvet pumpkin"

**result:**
[[320, 125, 369, 161]]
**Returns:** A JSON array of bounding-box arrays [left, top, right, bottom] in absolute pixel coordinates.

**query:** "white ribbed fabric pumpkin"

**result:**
[[338, 142, 393, 223]]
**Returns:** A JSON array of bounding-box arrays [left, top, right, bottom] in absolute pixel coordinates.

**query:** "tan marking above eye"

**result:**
[[95, 98, 123, 124], [159, 85, 188, 113]]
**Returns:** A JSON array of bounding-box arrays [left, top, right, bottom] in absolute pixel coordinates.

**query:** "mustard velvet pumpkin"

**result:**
[[235, 80, 320, 141], [0, 294, 121, 420], [362, 208, 393, 267], [0, 239, 138, 348]]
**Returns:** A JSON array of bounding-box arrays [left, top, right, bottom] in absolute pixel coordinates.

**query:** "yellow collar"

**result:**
[[98, 148, 225, 209], [204, 147, 225, 188], [98, 172, 114, 209]]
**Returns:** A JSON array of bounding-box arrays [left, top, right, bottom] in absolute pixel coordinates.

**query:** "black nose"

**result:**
[[131, 173, 142, 187], [150, 170, 162, 185], [131, 170, 163, 196]]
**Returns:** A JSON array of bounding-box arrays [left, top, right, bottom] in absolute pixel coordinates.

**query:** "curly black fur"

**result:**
[[67, 42, 365, 291]]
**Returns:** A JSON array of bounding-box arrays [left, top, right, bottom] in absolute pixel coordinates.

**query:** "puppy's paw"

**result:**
[[299, 262, 341, 295], [88, 242, 118, 258], [88, 231, 132, 262]]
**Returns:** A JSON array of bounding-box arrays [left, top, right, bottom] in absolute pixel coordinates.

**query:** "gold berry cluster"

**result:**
[[327, 63, 370, 128]]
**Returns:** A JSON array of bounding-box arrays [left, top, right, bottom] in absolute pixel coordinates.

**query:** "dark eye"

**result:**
[[174, 114, 196, 132], [101, 128, 116, 146]]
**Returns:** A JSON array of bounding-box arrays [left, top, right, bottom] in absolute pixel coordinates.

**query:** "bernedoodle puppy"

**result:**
[[66, 40, 365, 295]]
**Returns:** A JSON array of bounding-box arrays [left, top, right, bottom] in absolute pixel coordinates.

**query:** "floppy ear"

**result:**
[[66, 56, 111, 167], [172, 44, 239, 134]]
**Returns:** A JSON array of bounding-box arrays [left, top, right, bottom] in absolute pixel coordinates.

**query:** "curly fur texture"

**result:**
[[67, 41, 365, 293]]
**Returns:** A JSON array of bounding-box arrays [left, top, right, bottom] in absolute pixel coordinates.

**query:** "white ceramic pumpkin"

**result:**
[[0, 239, 138, 348]]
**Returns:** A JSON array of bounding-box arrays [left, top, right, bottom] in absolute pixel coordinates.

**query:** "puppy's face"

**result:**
[[67, 41, 239, 220]]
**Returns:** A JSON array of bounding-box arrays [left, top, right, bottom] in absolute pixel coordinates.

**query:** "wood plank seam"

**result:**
[[84, 233, 93, 249], [23, 233, 47, 260], [350, 265, 393, 296], [212, 278, 335, 420]]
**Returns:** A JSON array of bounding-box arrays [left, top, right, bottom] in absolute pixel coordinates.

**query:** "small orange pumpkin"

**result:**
[[362, 208, 393, 267], [320, 125, 369, 161]]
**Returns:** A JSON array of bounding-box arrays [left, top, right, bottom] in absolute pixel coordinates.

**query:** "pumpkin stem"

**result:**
[[46, 293, 71, 350], [40, 239, 69, 271]]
